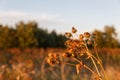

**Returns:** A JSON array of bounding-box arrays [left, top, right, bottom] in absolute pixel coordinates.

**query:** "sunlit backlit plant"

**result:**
[[46, 27, 108, 80]]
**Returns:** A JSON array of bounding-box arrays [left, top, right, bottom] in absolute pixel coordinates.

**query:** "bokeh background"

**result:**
[[0, 0, 120, 80]]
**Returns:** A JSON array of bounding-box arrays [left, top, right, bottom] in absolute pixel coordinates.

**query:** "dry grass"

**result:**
[[0, 48, 119, 80], [45, 27, 120, 80], [0, 28, 120, 80]]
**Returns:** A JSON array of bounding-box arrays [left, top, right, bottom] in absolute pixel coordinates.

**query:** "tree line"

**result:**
[[93, 25, 120, 48], [0, 21, 67, 49], [0, 21, 119, 49]]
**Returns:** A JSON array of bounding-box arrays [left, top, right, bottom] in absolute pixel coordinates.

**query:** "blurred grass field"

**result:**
[[0, 48, 119, 80]]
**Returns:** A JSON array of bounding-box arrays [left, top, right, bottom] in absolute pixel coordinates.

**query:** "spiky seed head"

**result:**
[[46, 58, 54, 66], [48, 53, 53, 58], [53, 53, 59, 59], [92, 31, 97, 36], [79, 34, 84, 40], [72, 27, 77, 33], [65, 32, 72, 38], [68, 48, 73, 53], [84, 32, 90, 38]]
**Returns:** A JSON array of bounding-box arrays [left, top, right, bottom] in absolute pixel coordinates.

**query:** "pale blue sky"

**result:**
[[0, 0, 120, 38]]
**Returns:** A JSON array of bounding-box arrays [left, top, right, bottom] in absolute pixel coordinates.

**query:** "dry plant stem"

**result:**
[[65, 60, 100, 80], [69, 58, 93, 73], [84, 65, 95, 74], [73, 58, 81, 63], [45, 65, 61, 80], [84, 65, 102, 80], [41, 59, 47, 80], [73, 58, 99, 77], [73, 58, 94, 73], [49, 68, 61, 80], [65, 62, 75, 66], [61, 62, 66, 80], [93, 46, 108, 80], [93, 45, 101, 62], [93, 52, 108, 80], [90, 56, 101, 76], [84, 44, 101, 77], [99, 63, 108, 80]]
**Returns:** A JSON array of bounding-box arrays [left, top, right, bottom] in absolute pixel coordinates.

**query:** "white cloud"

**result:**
[[0, 10, 66, 27], [0, 10, 71, 34], [0, 10, 28, 17]]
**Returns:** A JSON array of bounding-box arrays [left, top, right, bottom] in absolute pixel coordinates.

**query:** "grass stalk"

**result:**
[[85, 44, 101, 77]]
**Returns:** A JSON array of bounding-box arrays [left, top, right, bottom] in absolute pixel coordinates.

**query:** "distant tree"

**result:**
[[93, 25, 119, 48], [15, 21, 38, 49], [4, 21, 120, 49], [104, 26, 119, 48], [93, 30, 105, 48], [0, 21, 67, 49], [7, 27, 17, 48], [47, 30, 58, 47], [0, 25, 13, 49], [34, 27, 48, 48], [56, 34, 67, 48]]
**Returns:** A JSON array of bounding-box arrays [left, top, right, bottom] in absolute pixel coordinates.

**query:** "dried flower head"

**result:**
[[79, 34, 84, 40], [65, 32, 72, 38], [72, 27, 77, 33], [46, 57, 54, 66], [84, 32, 90, 38], [46, 57, 60, 66], [48, 53, 54, 58], [47, 53, 60, 66], [62, 52, 71, 58], [53, 53, 59, 59], [92, 32, 97, 39], [92, 32, 97, 36], [46, 27, 106, 80]]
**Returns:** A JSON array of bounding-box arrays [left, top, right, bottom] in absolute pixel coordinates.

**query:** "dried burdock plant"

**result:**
[[46, 53, 60, 66], [46, 27, 108, 80]]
